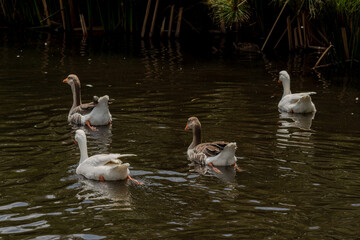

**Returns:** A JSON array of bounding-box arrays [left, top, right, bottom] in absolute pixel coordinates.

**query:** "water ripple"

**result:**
[[0, 220, 49, 234], [0, 202, 29, 211]]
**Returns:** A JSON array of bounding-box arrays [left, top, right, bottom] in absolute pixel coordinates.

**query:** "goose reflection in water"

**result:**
[[278, 111, 316, 130], [76, 178, 131, 206], [189, 163, 237, 183], [276, 112, 316, 149]]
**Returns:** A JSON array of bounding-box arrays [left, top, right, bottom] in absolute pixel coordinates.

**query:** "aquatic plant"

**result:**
[[333, 1, 359, 63], [272, 0, 325, 17], [267, 0, 359, 65], [0, 0, 137, 33]]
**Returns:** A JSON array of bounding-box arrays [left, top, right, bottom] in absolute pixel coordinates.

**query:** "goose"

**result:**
[[63, 74, 112, 131], [74, 129, 142, 184], [278, 70, 316, 113], [185, 116, 241, 173], [70, 95, 112, 131]]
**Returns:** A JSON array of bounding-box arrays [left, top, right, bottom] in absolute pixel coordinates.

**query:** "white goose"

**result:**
[[278, 70, 316, 113], [74, 129, 142, 184], [70, 95, 112, 131], [185, 117, 241, 173], [63, 74, 112, 131]]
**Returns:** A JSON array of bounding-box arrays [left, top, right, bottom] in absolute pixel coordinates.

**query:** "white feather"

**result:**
[[278, 71, 316, 113], [74, 129, 136, 181], [205, 142, 237, 166]]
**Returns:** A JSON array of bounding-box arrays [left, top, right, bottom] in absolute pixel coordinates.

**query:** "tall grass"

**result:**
[[0, 0, 137, 33], [319, 0, 360, 63], [0, 0, 358, 65], [265, 0, 359, 65]]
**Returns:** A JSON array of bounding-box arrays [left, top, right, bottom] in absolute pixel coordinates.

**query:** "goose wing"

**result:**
[[69, 101, 97, 116], [194, 141, 228, 157], [83, 153, 136, 167], [282, 92, 316, 104]]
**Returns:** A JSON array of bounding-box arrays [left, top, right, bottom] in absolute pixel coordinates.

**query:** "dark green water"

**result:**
[[0, 33, 360, 239]]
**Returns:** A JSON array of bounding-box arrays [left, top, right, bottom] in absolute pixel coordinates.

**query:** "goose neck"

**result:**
[[282, 81, 291, 97], [189, 125, 202, 150], [78, 138, 89, 163], [70, 82, 82, 109]]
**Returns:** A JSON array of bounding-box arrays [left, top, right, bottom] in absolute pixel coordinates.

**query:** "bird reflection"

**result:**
[[189, 163, 237, 183], [276, 112, 315, 149], [76, 178, 131, 206], [278, 111, 315, 130]]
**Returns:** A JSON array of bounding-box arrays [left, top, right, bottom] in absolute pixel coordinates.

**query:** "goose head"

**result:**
[[74, 129, 87, 143], [63, 74, 81, 87], [185, 116, 201, 131], [278, 70, 290, 83], [185, 116, 202, 149], [278, 70, 291, 96]]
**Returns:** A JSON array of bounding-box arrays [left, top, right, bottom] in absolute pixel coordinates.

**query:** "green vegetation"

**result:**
[[0, 0, 358, 67], [207, 0, 251, 28], [207, 0, 359, 66]]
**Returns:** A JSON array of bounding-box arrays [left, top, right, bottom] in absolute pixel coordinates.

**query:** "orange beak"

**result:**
[[74, 140, 77, 144], [185, 124, 189, 131], [63, 78, 68, 83], [278, 79, 281, 83]]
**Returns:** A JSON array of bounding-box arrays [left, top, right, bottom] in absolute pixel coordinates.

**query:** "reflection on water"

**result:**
[[277, 111, 316, 150], [80, 37, 87, 57], [140, 40, 184, 80], [0, 32, 360, 239], [278, 111, 315, 130], [190, 163, 237, 183], [76, 178, 131, 205]]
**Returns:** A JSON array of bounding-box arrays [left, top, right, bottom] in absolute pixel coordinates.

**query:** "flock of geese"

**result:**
[[63, 70, 316, 184]]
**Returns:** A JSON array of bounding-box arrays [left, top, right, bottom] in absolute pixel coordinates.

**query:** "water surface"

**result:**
[[0, 33, 360, 239]]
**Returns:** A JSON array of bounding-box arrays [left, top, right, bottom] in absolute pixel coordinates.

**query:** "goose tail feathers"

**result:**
[[206, 142, 237, 166], [300, 95, 312, 102]]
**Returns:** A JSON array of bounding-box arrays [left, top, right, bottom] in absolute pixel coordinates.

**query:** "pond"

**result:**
[[0, 32, 360, 239]]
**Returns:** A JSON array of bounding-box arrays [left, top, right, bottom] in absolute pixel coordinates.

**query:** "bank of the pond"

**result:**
[[0, 1, 359, 69]]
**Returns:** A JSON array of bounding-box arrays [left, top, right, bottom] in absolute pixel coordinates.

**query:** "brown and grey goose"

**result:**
[[63, 74, 112, 131], [185, 116, 241, 173]]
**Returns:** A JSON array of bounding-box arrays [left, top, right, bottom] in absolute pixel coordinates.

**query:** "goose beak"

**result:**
[[278, 79, 281, 83], [63, 78, 68, 83], [185, 124, 189, 131], [74, 140, 77, 144]]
